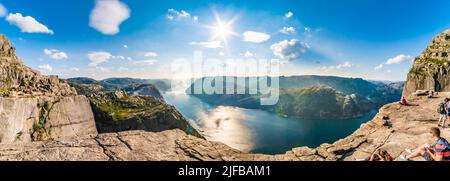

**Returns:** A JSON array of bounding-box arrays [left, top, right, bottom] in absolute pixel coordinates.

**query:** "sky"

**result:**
[[0, 0, 449, 81]]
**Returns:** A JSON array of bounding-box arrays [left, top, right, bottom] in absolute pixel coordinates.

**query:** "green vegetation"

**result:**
[[94, 95, 167, 121], [409, 67, 428, 77], [33, 101, 55, 141], [265, 86, 371, 119], [90, 92, 203, 138]]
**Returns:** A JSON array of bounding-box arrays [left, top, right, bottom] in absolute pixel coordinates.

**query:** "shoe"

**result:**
[[405, 149, 412, 154], [399, 155, 410, 161]]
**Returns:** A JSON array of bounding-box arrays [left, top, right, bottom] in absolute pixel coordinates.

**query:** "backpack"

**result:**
[[438, 102, 447, 114]]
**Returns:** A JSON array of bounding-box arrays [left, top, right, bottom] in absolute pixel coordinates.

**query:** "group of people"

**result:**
[[367, 97, 450, 161], [368, 127, 450, 161]]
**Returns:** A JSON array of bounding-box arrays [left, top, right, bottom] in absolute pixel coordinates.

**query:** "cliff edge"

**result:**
[[0, 35, 97, 144]]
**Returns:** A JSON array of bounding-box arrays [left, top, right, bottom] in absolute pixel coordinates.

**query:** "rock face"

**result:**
[[403, 29, 450, 97], [88, 91, 202, 138], [0, 34, 97, 144], [0, 35, 76, 97], [0, 96, 98, 144]]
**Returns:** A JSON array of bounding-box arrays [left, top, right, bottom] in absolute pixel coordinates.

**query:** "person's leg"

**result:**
[[406, 144, 428, 159], [440, 114, 447, 127], [438, 115, 444, 127]]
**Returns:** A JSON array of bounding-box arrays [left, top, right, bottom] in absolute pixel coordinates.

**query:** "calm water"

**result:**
[[164, 92, 376, 154]]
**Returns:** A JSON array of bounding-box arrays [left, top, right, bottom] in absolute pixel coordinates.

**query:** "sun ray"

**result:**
[[202, 11, 239, 48]]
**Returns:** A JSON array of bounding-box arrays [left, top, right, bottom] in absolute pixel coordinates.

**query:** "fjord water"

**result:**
[[164, 92, 376, 154]]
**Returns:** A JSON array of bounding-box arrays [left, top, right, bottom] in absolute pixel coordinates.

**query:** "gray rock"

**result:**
[[0, 96, 97, 144], [403, 29, 450, 97]]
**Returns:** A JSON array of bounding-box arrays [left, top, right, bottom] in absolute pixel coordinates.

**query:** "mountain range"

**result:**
[[186, 76, 404, 119]]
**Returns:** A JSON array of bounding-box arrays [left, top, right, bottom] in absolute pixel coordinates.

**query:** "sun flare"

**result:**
[[204, 12, 239, 47], [212, 21, 232, 40]]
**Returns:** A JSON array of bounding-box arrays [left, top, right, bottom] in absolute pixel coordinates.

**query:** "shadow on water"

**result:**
[[164, 93, 377, 154]]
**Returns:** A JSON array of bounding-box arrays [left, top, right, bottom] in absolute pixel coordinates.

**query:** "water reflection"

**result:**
[[163, 92, 376, 154], [197, 106, 255, 152]]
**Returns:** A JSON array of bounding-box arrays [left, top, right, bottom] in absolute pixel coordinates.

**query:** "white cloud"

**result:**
[[112, 55, 125, 60], [44, 49, 68, 60], [0, 4, 7, 17], [374, 64, 383, 70], [95, 66, 110, 72], [144, 52, 159, 57], [190, 41, 223, 48], [123, 45, 128, 48], [132, 59, 158, 65], [242, 51, 254, 58], [320, 61, 353, 71], [70, 67, 80, 72], [285, 11, 293, 19], [280, 27, 296, 35], [127, 57, 132, 61], [219, 51, 225, 56], [385, 54, 412, 65], [89, 0, 130, 35], [243, 31, 270, 43], [88, 51, 112, 67], [38, 64, 53, 72], [6, 13, 54, 34], [270, 39, 309, 61], [167, 9, 197, 22], [336, 61, 353, 69]]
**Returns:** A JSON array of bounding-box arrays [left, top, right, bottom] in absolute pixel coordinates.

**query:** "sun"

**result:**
[[204, 12, 239, 47], [212, 20, 233, 41]]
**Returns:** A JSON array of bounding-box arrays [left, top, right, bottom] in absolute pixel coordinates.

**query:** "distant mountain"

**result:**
[[67, 77, 171, 93], [67, 77, 173, 100], [265, 86, 372, 119], [186, 75, 404, 119]]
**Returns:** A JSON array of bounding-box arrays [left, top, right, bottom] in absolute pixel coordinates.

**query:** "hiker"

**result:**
[[400, 96, 409, 106], [369, 149, 393, 161], [438, 98, 449, 127], [401, 127, 450, 161], [428, 90, 435, 98]]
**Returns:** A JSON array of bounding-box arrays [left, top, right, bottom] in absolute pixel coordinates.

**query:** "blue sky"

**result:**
[[0, 0, 449, 81]]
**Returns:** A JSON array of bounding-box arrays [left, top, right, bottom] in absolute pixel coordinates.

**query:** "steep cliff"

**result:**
[[0, 35, 76, 97], [0, 34, 97, 144], [403, 29, 450, 97], [88, 91, 202, 138]]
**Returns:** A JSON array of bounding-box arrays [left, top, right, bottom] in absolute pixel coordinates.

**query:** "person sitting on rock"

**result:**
[[428, 90, 435, 98], [400, 96, 409, 106], [369, 149, 393, 161], [401, 127, 450, 161], [438, 98, 449, 127]]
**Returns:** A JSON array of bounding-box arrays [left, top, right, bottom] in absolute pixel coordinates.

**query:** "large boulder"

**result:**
[[403, 29, 450, 97]]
